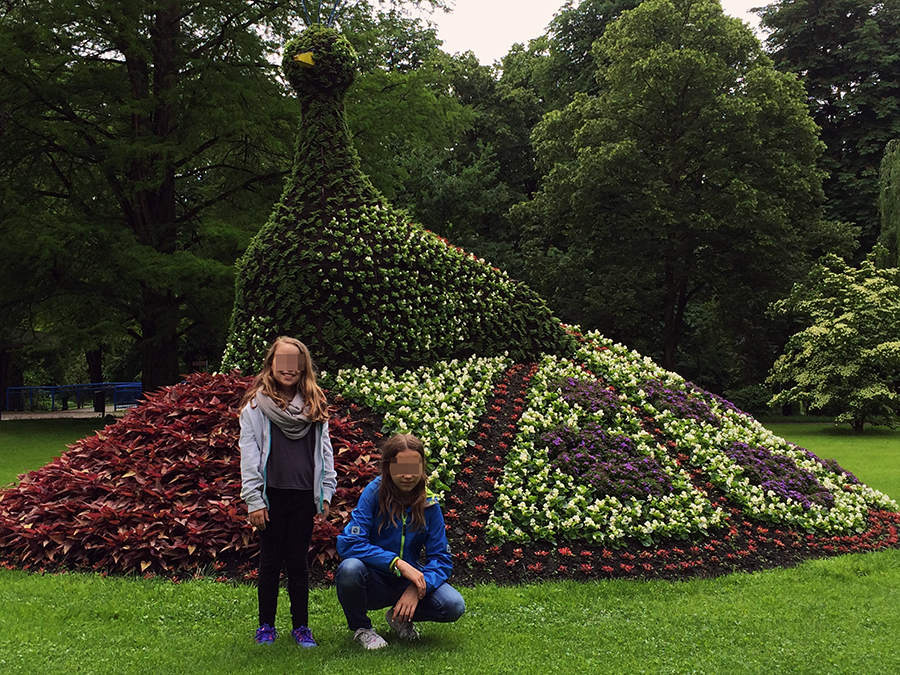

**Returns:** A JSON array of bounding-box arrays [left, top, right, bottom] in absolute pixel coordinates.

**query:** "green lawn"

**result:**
[[0, 419, 106, 487], [2, 549, 899, 675], [765, 424, 900, 502]]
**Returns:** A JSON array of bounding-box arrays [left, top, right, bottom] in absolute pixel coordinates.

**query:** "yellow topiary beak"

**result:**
[[293, 51, 315, 68]]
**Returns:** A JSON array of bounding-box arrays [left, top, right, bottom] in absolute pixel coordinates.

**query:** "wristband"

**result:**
[[390, 557, 402, 577]]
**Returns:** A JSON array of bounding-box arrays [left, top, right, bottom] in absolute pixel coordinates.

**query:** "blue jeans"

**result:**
[[335, 558, 466, 631]]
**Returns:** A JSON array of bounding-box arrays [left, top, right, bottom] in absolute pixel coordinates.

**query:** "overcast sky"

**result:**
[[426, 0, 763, 65]]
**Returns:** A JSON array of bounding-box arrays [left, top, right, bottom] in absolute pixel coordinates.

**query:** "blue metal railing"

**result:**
[[4, 382, 142, 412]]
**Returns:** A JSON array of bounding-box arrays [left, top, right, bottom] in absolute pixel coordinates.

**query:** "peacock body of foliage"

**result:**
[[223, 26, 574, 375], [2, 24, 898, 585]]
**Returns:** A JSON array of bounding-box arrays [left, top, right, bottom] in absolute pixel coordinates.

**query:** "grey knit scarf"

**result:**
[[256, 392, 313, 440]]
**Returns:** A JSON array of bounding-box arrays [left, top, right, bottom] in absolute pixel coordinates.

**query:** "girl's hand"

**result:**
[[396, 559, 426, 599], [392, 585, 420, 623], [248, 507, 268, 531], [315, 501, 330, 525]]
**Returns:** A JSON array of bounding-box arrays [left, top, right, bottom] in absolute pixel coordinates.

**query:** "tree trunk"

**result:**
[[131, 1, 181, 394], [0, 349, 8, 414], [662, 261, 690, 371], [140, 293, 181, 393], [0, 351, 24, 412], [86, 347, 103, 383]]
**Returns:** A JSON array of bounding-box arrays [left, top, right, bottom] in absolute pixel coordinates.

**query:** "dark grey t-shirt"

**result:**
[[266, 422, 314, 490]]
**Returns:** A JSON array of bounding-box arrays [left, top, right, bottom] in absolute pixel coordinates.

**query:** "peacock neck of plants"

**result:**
[[276, 85, 384, 226]]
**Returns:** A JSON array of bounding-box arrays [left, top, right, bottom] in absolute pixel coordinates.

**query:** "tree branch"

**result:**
[[175, 169, 288, 223]]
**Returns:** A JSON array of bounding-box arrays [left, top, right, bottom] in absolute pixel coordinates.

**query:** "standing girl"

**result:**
[[239, 336, 337, 647], [336, 433, 465, 649]]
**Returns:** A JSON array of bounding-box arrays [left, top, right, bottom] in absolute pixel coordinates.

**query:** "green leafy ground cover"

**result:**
[[1, 549, 898, 675]]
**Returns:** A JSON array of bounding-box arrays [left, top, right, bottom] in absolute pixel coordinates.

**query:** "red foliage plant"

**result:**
[[0, 372, 378, 576]]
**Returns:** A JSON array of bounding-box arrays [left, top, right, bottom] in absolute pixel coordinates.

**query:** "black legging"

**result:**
[[257, 487, 315, 629]]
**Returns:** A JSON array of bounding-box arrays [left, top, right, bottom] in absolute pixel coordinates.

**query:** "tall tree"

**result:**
[[758, 0, 900, 253], [0, 0, 302, 392], [391, 51, 538, 277], [0, 0, 447, 393], [878, 138, 900, 265], [342, 9, 472, 200], [514, 0, 837, 372], [376, 1, 641, 282], [542, 0, 642, 107]]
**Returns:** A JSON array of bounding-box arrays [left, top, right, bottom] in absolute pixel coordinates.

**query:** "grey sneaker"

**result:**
[[385, 608, 420, 639], [353, 627, 388, 650]]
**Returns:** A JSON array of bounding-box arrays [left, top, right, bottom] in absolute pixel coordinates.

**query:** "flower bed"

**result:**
[[545, 421, 674, 502], [486, 354, 727, 545], [572, 330, 898, 534], [2, 330, 898, 585], [723, 441, 835, 510], [224, 202, 574, 375]]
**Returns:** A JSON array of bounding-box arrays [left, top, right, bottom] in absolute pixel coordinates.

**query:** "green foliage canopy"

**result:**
[[0, 0, 302, 391], [879, 139, 900, 266], [514, 0, 830, 372], [342, 9, 473, 200], [758, 0, 900, 253], [542, 0, 642, 106], [768, 248, 900, 432]]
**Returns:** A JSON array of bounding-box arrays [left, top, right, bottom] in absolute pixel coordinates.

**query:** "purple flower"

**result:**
[[543, 422, 673, 502], [642, 379, 720, 427], [555, 377, 620, 418], [724, 442, 834, 510]]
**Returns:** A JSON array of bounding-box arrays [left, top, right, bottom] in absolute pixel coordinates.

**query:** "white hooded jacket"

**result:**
[[239, 395, 337, 514]]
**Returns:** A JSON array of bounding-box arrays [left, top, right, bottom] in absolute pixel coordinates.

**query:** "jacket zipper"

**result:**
[[400, 512, 407, 561], [316, 423, 324, 511]]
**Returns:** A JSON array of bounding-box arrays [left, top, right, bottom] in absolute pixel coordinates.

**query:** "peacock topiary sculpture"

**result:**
[[1, 23, 898, 585], [223, 25, 575, 375]]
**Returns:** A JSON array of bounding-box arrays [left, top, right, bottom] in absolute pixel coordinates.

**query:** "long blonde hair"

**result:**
[[239, 336, 329, 422], [377, 434, 429, 534]]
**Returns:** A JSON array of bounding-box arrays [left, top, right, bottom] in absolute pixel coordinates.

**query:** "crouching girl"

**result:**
[[335, 433, 465, 649]]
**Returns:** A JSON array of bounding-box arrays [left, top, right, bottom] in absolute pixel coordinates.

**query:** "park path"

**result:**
[[0, 407, 125, 421]]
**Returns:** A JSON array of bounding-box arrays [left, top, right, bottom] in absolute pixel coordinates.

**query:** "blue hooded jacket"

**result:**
[[337, 476, 453, 594]]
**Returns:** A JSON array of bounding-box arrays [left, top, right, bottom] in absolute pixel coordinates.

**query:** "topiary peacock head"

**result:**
[[283, 25, 357, 99]]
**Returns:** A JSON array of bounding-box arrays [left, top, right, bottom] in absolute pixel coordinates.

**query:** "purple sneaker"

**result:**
[[255, 623, 277, 644], [292, 625, 317, 648]]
